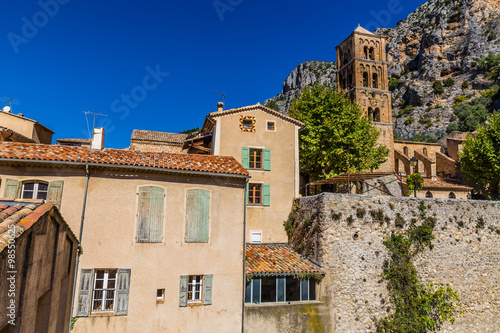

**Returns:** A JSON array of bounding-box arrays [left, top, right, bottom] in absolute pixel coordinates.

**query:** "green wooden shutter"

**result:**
[[263, 149, 271, 171], [241, 147, 250, 169], [47, 180, 64, 208], [185, 190, 209, 243], [4, 179, 20, 199], [204, 275, 213, 305], [179, 276, 188, 307], [115, 269, 131, 316], [245, 184, 249, 206], [136, 187, 164, 243], [263, 184, 270, 206], [76, 269, 93, 317]]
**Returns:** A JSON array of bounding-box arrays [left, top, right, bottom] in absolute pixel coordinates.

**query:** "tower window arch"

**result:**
[[423, 148, 428, 156], [363, 72, 369, 87], [369, 47, 375, 60], [403, 147, 409, 156], [368, 107, 373, 121], [372, 73, 378, 88], [344, 52, 349, 65], [449, 192, 456, 199], [426, 191, 433, 198], [364, 46, 368, 59], [373, 108, 381, 122]]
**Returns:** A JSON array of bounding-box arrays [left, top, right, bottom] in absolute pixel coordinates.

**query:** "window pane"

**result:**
[[309, 280, 316, 301], [245, 281, 252, 303], [22, 190, 34, 199], [300, 279, 309, 301], [286, 277, 300, 302], [24, 183, 34, 191], [277, 277, 285, 302], [261, 277, 277, 303], [252, 279, 261, 304]]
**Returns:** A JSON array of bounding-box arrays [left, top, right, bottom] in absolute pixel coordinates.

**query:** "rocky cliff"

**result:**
[[265, 0, 500, 141]]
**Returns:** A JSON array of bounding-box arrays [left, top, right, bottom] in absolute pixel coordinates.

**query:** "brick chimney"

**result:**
[[91, 127, 105, 150], [217, 102, 224, 112]]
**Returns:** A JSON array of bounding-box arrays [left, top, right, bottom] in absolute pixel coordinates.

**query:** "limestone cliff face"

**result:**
[[379, 0, 500, 139], [265, 0, 499, 139], [264, 61, 336, 114]]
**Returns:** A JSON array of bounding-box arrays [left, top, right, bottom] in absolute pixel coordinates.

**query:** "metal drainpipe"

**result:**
[[241, 178, 248, 333], [68, 164, 90, 332]]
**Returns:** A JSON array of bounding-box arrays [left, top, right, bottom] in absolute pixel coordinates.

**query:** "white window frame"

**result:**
[[187, 275, 203, 303], [91, 269, 117, 313], [250, 231, 262, 244], [21, 181, 48, 200], [266, 121, 276, 132]]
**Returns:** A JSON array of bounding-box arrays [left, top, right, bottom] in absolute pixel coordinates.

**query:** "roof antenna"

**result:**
[[214, 89, 226, 104], [82, 111, 107, 138], [0, 97, 20, 113]]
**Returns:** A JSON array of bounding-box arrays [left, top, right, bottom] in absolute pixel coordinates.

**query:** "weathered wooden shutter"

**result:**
[[241, 147, 250, 169], [115, 269, 131, 316], [4, 179, 20, 199], [245, 184, 249, 206], [277, 277, 286, 302], [300, 279, 309, 301], [136, 186, 165, 243], [179, 276, 188, 307], [76, 269, 93, 317], [251, 278, 261, 304], [47, 180, 64, 208], [263, 184, 270, 206], [185, 189, 209, 243], [263, 149, 271, 171], [203, 275, 213, 305]]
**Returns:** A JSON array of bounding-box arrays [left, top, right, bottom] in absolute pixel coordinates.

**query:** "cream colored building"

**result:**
[[0, 108, 54, 144], [200, 103, 304, 243], [0, 141, 248, 333]]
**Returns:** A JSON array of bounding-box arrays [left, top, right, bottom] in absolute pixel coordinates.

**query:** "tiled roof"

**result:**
[[131, 130, 189, 144], [354, 25, 375, 35], [0, 201, 53, 252], [0, 142, 249, 177], [246, 244, 323, 276], [0, 126, 35, 143], [402, 177, 472, 191], [56, 138, 92, 144]]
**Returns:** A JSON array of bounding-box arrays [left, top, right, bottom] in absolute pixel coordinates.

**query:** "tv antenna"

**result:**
[[214, 90, 226, 104], [82, 111, 107, 138], [0, 97, 20, 112]]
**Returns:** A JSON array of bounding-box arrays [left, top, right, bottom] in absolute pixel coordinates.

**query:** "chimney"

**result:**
[[217, 102, 224, 112], [91, 127, 105, 150]]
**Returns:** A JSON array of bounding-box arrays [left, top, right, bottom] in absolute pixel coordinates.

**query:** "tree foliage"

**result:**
[[288, 83, 389, 180], [459, 112, 500, 199], [432, 81, 444, 95]]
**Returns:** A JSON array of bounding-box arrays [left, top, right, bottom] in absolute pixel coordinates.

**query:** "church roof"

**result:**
[[354, 25, 375, 35]]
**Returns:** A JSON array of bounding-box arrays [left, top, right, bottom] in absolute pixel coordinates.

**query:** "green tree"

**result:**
[[453, 96, 490, 132], [459, 112, 500, 199], [288, 83, 389, 180], [179, 127, 200, 134], [433, 80, 444, 95]]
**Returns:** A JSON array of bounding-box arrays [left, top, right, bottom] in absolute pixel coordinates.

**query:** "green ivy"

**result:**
[[376, 205, 461, 332]]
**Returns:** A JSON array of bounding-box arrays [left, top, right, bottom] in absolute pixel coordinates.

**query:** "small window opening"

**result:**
[[267, 121, 275, 131], [157, 289, 165, 304]]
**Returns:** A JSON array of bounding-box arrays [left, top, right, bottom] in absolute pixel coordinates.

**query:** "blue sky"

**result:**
[[1, 0, 426, 148]]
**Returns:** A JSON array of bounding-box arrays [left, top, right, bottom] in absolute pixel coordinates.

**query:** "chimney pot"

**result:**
[[217, 102, 224, 112], [91, 127, 105, 150]]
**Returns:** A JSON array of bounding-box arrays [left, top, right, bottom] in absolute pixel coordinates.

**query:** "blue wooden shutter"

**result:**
[[47, 180, 64, 208], [137, 186, 164, 242], [76, 269, 93, 317], [251, 279, 261, 304], [115, 269, 131, 316], [185, 190, 209, 243], [203, 275, 213, 305], [179, 276, 188, 307], [263, 184, 270, 206], [263, 149, 271, 171], [241, 147, 250, 169], [300, 279, 309, 301], [245, 184, 249, 206], [4, 179, 20, 199], [277, 277, 286, 302]]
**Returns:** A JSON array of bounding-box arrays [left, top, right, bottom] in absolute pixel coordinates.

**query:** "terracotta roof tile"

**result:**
[[0, 142, 249, 177], [245, 244, 323, 276], [0, 201, 53, 252], [401, 177, 472, 191], [131, 130, 188, 144]]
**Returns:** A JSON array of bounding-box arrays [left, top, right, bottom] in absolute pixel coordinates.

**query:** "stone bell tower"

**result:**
[[335, 25, 394, 172]]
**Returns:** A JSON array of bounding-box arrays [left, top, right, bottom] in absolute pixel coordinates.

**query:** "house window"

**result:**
[[185, 189, 210, 243], [423, 148, 428, 156], [249, 149, 262, 169], [92, 269, 117, 313], [136, 186, 165, 243], [240, 116, 256, 132], [449, 192, 456, 199], [157, 289, 165, 304], [245, 276, 317, 304], [242, 119, 252, 128], [179, 275, 213, 307], [403, 147, 409, 156], [77, 269, 131, 317], [250, 231, 262, 244], [267, 121, 275, 131], [426, 191, 433, 198], [248, 184, 262, 205], [21, 182, 48, 200]]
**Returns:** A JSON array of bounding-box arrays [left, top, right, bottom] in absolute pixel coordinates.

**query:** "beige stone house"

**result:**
[[0, 140, 249, 332], [0, 108, 54, 144]]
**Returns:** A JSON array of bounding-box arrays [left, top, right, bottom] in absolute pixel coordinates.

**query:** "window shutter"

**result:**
[[179, 276, 188, 307], [263, 184, 270, 206], [47, 180, 64, 208], [4, 179, 20, 199], [245, 184, 249, 206], [76, 269, 93, 317], [115, 269, 131, 316], [203, 275, 213, 305], [263, 149, 271, 171], [185, 190, 209, 243], [136, 186, 164, 243], [241, 147, 250, 169], [300, 279, 309, 301]]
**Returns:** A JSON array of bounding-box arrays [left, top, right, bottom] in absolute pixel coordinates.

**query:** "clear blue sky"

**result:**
[[1, 0, 426, 148]]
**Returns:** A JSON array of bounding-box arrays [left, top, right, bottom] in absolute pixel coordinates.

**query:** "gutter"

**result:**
[[0, 158, 250, 180], [68, 165, 90, 333], [241, 178, 248, 333]]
